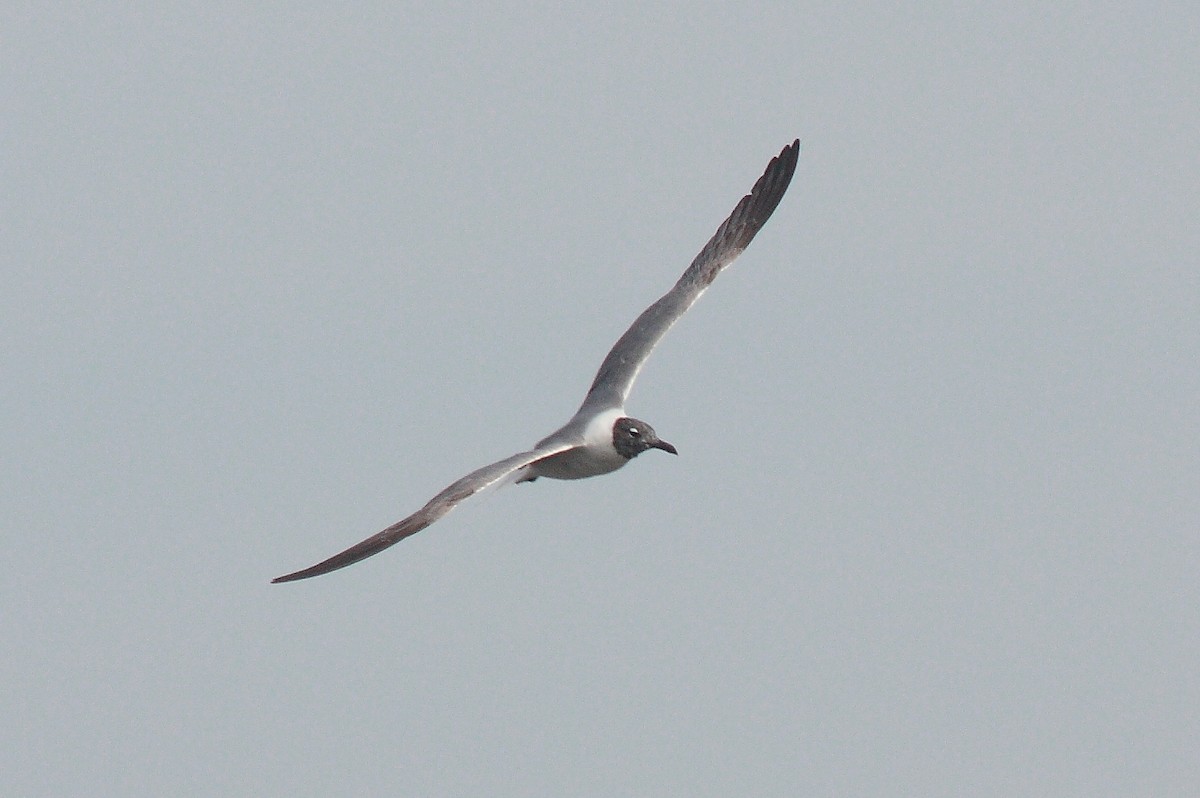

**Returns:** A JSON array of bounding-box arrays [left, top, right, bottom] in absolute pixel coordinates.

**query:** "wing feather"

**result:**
[[272, 443, 577, 582], [579, 140, 800, 413]]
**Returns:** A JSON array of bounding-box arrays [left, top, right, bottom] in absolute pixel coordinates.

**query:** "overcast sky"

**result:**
[[3, 3, 1198, 796]]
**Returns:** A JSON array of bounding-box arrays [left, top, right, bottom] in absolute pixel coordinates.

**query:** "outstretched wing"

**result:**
[[272, 442, 578, 582], [578, 140, 799, 414]]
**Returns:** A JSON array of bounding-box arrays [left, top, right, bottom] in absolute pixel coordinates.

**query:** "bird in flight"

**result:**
[[273, 140, 800, 582]]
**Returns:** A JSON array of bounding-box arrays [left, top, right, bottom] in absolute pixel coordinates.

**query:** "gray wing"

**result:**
[[272, 442, 578, 582], [578, 140, 800, 413]]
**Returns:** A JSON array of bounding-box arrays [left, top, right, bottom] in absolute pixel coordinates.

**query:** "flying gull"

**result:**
[[273, 139, 800, 582]]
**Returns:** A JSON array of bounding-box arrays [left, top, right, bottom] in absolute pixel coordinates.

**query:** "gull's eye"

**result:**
[[628, 427, 640, 437]]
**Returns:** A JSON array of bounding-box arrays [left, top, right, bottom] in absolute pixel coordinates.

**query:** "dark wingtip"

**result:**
[[270, 553, 365, 583], [271, 569, 313, 584], [732, 138, 801, 248]]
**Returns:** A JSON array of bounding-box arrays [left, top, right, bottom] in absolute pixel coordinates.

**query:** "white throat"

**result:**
[[582, 407, 625, 451]]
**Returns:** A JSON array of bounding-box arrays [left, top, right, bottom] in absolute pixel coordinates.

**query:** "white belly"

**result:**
[[530, 445, 629, 480], [524, 407, 628, 481]]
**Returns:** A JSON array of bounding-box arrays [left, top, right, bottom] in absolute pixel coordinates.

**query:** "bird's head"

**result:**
[[612, 417, 677, 460]]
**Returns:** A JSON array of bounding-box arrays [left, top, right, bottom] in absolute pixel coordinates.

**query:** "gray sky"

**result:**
[[3, 4, 1197, 795]]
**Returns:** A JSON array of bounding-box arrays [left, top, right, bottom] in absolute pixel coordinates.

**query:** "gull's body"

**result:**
[[520, 407, 630, 481], [273, 140, 800, 583]]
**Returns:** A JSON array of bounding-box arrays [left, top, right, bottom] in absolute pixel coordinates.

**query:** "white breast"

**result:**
[[581, 407, 625, 448], [528, 407, 628, 481]]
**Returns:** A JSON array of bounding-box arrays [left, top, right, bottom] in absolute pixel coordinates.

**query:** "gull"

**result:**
[[273, 140, 800, 583]]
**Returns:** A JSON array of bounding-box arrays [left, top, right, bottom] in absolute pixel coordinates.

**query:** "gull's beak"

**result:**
[[653, 439, 678, 455]]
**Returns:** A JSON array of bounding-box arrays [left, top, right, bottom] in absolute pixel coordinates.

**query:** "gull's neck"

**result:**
[[582, 407, 625, 450]]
